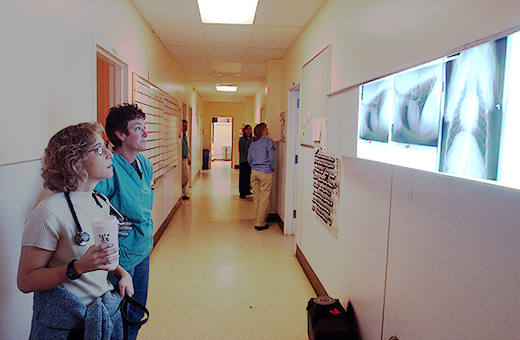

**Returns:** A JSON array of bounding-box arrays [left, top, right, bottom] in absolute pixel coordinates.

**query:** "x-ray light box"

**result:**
[[358, 31, 520, 190]]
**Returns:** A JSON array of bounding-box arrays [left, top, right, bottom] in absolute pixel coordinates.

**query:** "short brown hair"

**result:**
[[41, 122, 103, 192], [105, 104, 146, 148]]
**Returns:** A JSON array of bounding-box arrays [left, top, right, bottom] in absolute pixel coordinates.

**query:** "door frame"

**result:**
[[283, 84, 300, 235], [211, 116, 233, 166], [94, 44, 128, 123]]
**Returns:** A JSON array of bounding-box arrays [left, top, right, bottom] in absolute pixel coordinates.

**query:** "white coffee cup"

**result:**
[[91, 215, 119, 271]]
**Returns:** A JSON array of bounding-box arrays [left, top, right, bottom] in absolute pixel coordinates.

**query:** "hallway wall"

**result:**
[[0, 1, 202, 338], [274, 0, 520, 339]]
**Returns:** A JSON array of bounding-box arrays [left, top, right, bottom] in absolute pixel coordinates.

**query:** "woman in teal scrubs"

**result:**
[[96, 103, 154, 340]]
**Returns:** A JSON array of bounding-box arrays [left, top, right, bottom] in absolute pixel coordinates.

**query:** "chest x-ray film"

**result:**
[[355, 30, 520, 189], [359, 77, 393, 143], [392, 61, 444, 146], [439, 38, 506, 180]]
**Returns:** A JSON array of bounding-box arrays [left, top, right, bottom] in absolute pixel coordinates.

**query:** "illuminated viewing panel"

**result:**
[[358, 31, 520, 189]]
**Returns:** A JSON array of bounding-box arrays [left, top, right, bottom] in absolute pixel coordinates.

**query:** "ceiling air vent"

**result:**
[[210, 71, 241, 78]]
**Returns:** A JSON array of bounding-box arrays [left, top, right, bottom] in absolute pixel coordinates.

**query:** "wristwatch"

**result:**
[[66, 260, 82, 280]]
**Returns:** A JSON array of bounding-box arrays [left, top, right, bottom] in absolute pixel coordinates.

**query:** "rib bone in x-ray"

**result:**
[[359, 78, 392, 143], [392, 62, 443, 146], [441, 41, 503, 179]]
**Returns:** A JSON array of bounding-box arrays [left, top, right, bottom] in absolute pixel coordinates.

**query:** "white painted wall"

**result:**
[[277, 0, 520, 339], [190, 101, 204, 184], [0, 1, 202, 338]]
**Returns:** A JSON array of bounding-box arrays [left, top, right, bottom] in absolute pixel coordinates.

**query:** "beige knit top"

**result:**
[[22, 191, 114, 306]]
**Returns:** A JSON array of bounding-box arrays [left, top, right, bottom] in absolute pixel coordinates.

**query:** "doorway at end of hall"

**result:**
[[211, 117, 233, 168]]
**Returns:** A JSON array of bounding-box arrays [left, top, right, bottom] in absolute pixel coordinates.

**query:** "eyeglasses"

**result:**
[[88, 145, 109, 156]]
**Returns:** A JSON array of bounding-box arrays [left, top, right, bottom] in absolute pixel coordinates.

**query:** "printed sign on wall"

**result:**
[[312, 148, 340, 237]]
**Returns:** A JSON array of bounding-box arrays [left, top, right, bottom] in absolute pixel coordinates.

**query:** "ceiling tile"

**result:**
[[166, 46, 209, 62], [202, 24, 253, 47], [208, 46, 248, 63], [251, 25, 302, 49], [131, 0, 201, 23], [177, 61, 211, 72], [150, 22, 204, 46], [129, 0, 324, 102], [211, 62, 242, 73], [184, 72, 214, 81], [245, 47, 287, 63], [254, 0, 325, 27], [190, 82, 217, 90], [210, 76, 242, 84]]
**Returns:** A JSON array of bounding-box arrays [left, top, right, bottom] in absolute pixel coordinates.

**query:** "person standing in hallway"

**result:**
[[17, 122, 133, 339], [239, 124, 253, 198], [95, 104, 154, 340], [182, 119, 191, 200], [248, 123, 275, 231]]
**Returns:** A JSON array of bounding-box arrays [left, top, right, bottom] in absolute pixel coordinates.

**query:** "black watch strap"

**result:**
[[66, 260, 82, 280]]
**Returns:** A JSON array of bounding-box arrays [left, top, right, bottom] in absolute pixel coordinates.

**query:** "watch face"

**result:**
[[66, 268, 77, 279], [66, 260, 81, 280]]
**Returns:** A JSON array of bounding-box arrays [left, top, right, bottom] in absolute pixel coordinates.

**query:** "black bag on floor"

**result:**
[[307, 297, 359, 340]]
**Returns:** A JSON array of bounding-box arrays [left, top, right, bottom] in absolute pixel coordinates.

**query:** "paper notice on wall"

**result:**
[[320, 117, 327, 149], [312, 147, 339, 237], [311, 117, 322, 142]]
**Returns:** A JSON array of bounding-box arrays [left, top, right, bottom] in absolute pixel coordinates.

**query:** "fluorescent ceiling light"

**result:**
[[197, 0, 259, 25], [216, 85, 238, 92]]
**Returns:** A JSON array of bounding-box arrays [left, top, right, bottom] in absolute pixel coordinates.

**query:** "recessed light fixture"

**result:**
[[197, 0, 259, 25], [216, 85, 238, 92]]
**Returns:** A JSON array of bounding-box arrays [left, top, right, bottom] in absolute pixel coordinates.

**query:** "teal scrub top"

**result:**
[[95, 153, 155, 270], [238, 135, 252, 164], [182, 134, 189, 158]]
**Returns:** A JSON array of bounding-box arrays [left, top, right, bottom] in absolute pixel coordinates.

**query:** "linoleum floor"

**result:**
[[138, 161, 315, 339]]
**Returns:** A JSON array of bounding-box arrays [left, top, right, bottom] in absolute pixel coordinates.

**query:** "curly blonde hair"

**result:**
[[41, 122, 104, 192]]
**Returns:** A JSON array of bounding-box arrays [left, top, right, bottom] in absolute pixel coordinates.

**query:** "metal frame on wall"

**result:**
[[132, 73, 181, 184]]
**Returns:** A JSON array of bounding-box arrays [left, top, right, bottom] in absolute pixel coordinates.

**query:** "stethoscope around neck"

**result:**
[[64, 191, 126, 246]]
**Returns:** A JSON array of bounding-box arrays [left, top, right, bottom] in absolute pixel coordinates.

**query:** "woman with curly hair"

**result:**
[[17, 122, 133, 339]]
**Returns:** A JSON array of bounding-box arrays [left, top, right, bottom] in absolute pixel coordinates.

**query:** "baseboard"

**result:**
[[191, 170, 200, 185], [153, 198, 181, 247], [295, 245, 328, 297], [267, 213, 283, 231]]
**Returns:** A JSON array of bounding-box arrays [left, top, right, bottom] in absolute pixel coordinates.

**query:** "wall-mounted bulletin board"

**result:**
[[162, 95, 181, 174], [301, 45, 331, 148], [132, 73, 180, 183]]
